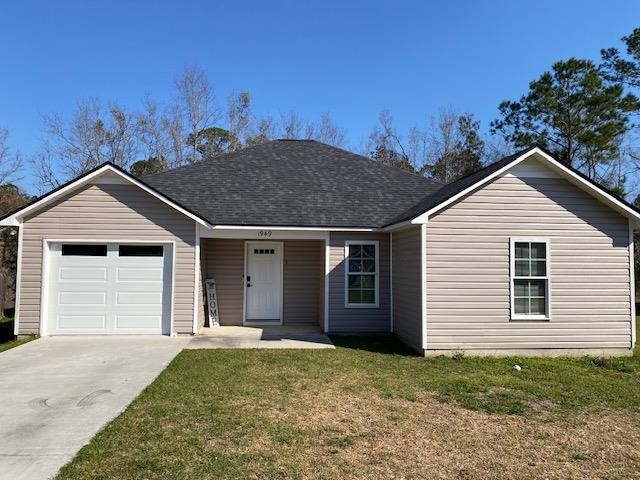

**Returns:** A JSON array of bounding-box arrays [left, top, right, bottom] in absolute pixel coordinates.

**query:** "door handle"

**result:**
[[247, 275, 251, 288]]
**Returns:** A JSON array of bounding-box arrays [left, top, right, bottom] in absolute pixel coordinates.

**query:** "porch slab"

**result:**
[[187, 325, 334, 349]]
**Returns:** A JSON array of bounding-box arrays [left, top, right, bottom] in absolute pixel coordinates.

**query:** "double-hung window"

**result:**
[[345, 241, 379, 308], [510, 238, 550, 320]]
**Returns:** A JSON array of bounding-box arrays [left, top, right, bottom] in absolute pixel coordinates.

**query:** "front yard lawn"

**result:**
[[0, 317, 35, 353], [57, 336, 640, 480]]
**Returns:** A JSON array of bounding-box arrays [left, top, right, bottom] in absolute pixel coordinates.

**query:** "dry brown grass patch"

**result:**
[[229, 384, 640, 479]]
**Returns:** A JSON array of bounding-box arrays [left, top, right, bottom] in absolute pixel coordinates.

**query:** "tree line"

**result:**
[[1, 26, 640, 311], [1, 27, 640, 195]]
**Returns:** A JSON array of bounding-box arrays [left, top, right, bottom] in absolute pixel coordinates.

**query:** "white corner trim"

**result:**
[[420, 224, 427, 351], [410, 147, 640, 224], [192, 223, 201, 334], [324, 235, 331, 333], [0, 165, 211, 228], [389, 232, 394, 333], [629, 220, 636, 349], [343, 240, 380, 309], [13, 223, 23, 335], [169, 240, 177, 336], [38, 238, 50, 337]]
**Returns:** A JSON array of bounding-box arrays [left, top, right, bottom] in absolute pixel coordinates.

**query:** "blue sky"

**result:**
[[1, 0, 639, 193]]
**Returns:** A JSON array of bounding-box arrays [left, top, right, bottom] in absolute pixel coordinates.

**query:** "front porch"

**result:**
[[199, 236, 326, 329], [188, 325, 334, 349]]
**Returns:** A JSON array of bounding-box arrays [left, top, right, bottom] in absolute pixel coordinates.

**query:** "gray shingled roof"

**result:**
[[143, 140, 442, 228]]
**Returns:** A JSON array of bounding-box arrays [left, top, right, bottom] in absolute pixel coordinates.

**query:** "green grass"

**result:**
[[56, 326, 640, 479], [0, 316, 35, 353]]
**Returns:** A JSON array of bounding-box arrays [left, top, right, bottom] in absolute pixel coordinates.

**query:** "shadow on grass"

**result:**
[[329, 334, 419, 356], [0, 316, 15, 344]]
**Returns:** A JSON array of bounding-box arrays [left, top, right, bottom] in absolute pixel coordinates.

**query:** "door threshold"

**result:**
[[245, 320, 282, 326]]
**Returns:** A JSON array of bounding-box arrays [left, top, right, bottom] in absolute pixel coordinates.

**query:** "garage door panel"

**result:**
[[58, 315, 106, 330], [115, 315, 162, 329], [116, 291, 163, 305], [58, 291, 107, 305], [47, 242, 172, 335], [116, 267, 163, 282], [59, 267, 108, 281]]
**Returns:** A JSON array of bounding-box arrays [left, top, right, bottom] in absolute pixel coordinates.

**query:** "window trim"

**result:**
[[344, 240, 380, 308], [510, 237, 551, 321]]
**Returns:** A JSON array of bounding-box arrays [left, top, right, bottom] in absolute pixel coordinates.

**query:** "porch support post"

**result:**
[[192, 223, 201, 334], [324, 233, 330, 333]]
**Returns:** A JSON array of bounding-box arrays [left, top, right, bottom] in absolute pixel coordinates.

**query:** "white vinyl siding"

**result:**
[[425, 160, 632, 351]]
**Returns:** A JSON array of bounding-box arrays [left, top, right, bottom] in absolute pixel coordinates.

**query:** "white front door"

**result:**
[[46, 242, 172, 335], [245, 242, 282, 324]]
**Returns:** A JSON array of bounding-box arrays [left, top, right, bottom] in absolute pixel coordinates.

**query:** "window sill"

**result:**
[[345, 304, 379, 309], [510, 315, 551, 321]]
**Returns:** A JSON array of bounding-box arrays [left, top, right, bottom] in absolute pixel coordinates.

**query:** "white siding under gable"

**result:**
[[425, 160, 632, 352]]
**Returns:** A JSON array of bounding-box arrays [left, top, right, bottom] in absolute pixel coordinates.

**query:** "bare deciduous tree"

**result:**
[[246, 115, 277, 146], [0, 128, 22, 185], [37, 98, 141, 186], [365, 110, 414, 172], [421, 107, 485, 183], [309, 112, 347, 147], [29, 144, 60, 192], [174, 65, 220, 163], [138, 95, 170, 166], [279, 111, 305, 139], [407, 125, 428, 172], [227, 91, 252, 151], [162, 101, 187, 168]]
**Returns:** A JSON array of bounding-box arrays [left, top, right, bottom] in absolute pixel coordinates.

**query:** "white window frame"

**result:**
[[510, 237, 551, 321], [344, 240, 379, 308]]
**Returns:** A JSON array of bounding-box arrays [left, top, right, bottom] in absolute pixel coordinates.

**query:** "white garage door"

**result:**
[[46, 243, 172, 335]]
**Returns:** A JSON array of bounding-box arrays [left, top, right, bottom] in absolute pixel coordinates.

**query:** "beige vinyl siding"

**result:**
[[201, 239, 323, 326], [391, 227, 422, 351], [202, 239, 245, 326], [283, 240, 323, 325], [18, 183, 196, 335], [426, 171, 632, 351], [328, 232, 391, 333]]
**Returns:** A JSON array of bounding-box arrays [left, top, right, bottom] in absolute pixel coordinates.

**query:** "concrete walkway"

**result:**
[[0, 336, 189, 480], [186, 325, 335, 349]]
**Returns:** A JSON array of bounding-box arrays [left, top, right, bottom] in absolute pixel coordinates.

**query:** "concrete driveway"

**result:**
[[0, 336, 188, 480]]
